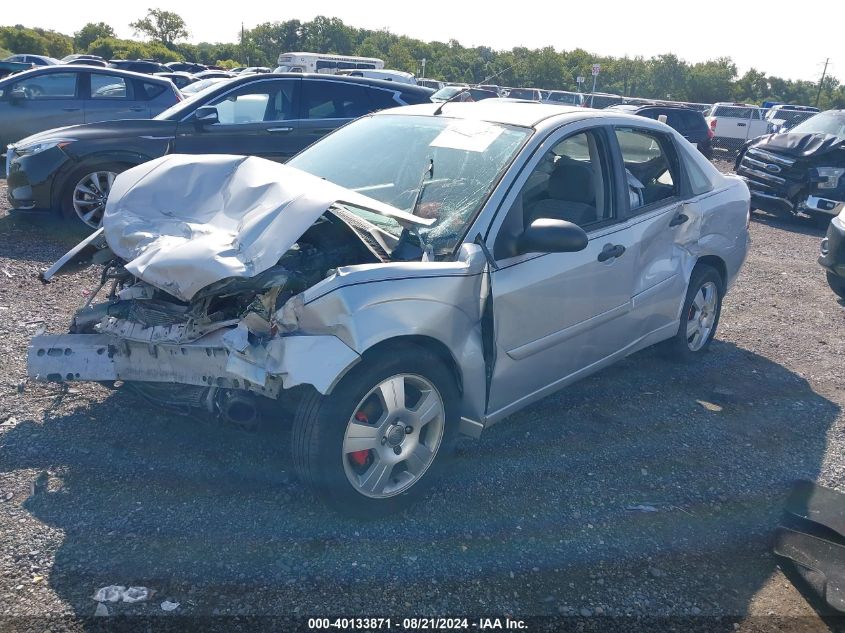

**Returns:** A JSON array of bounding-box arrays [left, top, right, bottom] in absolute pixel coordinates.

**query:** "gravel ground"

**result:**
[[0, 167, 843, 630]]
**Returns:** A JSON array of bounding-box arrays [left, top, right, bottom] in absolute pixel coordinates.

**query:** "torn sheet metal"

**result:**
[[102, 154, 433, 302], [40, 227, 108, 282]]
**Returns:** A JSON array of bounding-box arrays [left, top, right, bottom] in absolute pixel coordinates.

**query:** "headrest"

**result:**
[[548, 160, 594, 204]]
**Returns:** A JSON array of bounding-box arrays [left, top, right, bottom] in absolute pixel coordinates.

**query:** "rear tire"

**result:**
[[661, 265, 724, 360], [827, 272, 845, 300], [60, 161, 131, 230], [291, 343, 459, 518]]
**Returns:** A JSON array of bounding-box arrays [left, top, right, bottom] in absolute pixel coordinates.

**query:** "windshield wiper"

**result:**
[[410, 158, 434, 216], [409, 159, 435, 260]]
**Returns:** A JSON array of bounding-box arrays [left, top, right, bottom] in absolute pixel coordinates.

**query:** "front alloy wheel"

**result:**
[[72, 170, 117, 228], [292, 344, 458, 517], [342, 374, 446, 499]]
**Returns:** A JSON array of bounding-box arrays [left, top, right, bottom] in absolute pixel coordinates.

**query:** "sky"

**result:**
[[7, 0, 843, 83]]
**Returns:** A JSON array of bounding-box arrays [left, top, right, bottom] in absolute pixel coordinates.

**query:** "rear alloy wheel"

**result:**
[[661, 265, 724, 359], [292, 344, 458, 517], [60, 162, 129, 230], [685, 281, 719, 351]]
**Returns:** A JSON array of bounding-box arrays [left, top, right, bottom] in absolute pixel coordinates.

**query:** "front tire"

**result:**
[[827, 272, 845, 300], [662, 265, 724, 359], [291, 343, 459, 517], [60, 162, 130, 229]]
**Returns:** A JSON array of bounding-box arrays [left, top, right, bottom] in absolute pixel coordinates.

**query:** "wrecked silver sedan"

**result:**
[[28, 101, 750, 515]]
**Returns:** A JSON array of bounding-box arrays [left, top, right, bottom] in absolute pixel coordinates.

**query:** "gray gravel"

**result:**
[[0, 172, 843, 627]]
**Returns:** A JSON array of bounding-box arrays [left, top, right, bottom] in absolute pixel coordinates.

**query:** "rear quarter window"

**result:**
[[367, 88, 400, 109], [397, 89, 431, 105], [137, 81, 168, 100]]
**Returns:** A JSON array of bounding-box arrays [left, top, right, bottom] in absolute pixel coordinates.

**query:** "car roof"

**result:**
[[377, 99, 616, 128], [0, 65, 173, 86], [222, 71, 433, 96], [623, 104, 700, 113]]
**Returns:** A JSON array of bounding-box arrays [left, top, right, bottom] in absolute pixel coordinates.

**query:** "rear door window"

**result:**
[[680, 111, 707, 130], [615, 128, 680, 211], [301, 80, 371, 119], [664, 111, 686, 130], [90, 73, 130, 99], [203, 79, 297, 124]]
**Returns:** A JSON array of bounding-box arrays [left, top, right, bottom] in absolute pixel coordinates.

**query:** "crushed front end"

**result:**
[[736, 130, 845, 220], [26, 154, 433, 415]]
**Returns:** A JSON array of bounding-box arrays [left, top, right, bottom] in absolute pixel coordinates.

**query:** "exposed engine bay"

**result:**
[[71, 211, 381, 344]]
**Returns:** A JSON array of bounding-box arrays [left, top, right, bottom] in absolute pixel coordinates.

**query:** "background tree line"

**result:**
[[2, 11, 843, 108]]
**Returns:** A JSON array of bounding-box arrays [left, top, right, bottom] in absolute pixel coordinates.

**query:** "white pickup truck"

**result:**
[[705, 102, 769, 150]]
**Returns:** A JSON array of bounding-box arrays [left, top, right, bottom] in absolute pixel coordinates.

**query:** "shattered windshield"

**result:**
[[288, 114, 531, 257], [790, 112, 845, 138]]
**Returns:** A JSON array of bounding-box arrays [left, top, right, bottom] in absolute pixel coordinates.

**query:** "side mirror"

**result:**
[[9, 88, 27, 104], [516, 218, 589, 255], [193, 106, 219, 127]]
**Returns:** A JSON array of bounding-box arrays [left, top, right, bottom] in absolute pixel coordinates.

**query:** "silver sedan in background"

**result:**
[[28, 101, 750, 516]]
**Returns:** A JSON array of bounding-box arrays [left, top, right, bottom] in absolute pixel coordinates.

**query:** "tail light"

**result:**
[[707, 126, 715, 139], [709, 118, 717, 133]]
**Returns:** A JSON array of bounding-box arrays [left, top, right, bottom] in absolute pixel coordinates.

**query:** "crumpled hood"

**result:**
[[748, 132, 845, 158], [103, 154, 431, 302]]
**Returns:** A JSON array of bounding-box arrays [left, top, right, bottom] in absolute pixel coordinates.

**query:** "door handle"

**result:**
[[597, 243, 625, 262], [129, 106, 145, 111], [62, 107, 81, 112], [669, 212, 689, 227], [737, 122, 747, 127], [267, 127, 293, 133]]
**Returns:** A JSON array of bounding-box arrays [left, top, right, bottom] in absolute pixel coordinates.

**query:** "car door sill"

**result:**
[[505, 301, 632, 361]]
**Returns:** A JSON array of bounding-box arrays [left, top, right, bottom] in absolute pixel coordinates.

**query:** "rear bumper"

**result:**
[[819, 214, 845, 278]]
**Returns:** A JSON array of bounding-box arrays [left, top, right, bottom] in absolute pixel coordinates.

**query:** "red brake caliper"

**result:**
[[349, 411, 371, 467]]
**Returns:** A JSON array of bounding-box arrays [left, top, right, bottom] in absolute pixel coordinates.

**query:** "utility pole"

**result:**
[[240, 22, 245, 66], [815, 58, 829, 108]]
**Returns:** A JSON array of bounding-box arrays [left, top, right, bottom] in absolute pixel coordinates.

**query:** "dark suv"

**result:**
[[6, 73, 434, 228], [108, 60, 171, 75], [610, 104, 713, 159]]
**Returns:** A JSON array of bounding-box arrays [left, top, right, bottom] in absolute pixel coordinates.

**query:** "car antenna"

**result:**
[[433, 88, 469, 115]]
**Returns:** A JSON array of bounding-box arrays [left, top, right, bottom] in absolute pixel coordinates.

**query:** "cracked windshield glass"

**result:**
[[288, 114, 531, 257]]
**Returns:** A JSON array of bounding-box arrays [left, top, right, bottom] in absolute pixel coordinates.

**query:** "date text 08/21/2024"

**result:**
[[307, 617, 527, 630]]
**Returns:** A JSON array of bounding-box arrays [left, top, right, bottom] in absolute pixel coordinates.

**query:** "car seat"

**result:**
[[526, 159, 597, 226]]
